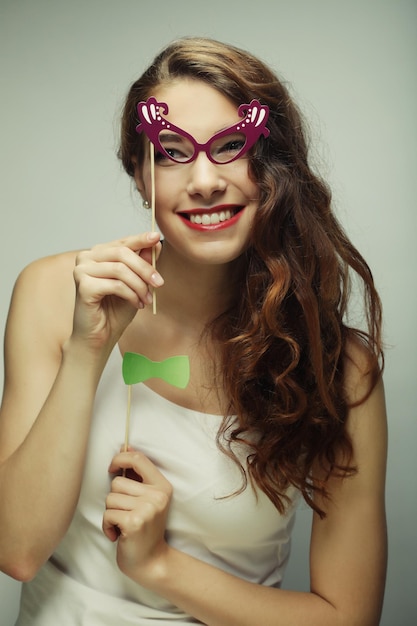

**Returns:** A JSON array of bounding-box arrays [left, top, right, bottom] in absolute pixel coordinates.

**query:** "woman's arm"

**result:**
[[309, 368, 387, 626], [0, 253, 98, 582], [0, 233, 163, 581], [105, 353, 387, 626]]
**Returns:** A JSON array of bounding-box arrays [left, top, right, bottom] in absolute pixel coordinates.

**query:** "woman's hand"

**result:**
[[71, 232, 163, 352], [103, 449, 173, 583]]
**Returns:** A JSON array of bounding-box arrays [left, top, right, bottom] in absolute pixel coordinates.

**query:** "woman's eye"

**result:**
[[164, 147, 182, 158], [220, 139, 245, 153], [158, 134, 193, 163], [155, 147, 184, 165], [166, 147, 183, 158], [211, 133, 247, 161]]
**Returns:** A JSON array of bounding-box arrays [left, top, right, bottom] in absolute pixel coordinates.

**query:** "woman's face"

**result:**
[[134, 79, 260, 267]]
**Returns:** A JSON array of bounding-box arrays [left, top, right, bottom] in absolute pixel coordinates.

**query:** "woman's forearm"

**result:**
[[0, 339, 105, 580], [139, 546, 343, 626]]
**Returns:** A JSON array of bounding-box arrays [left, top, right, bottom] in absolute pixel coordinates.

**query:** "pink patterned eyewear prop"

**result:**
[[136, 97, 270, 165]]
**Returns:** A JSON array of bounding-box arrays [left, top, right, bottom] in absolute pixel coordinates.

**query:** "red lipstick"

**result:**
[[179, 205, 244, 231]]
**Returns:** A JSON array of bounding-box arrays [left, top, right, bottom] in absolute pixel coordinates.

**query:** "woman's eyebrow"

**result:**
[[159, 132, 185, 143]]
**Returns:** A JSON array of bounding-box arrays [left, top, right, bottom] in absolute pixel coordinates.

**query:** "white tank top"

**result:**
[[17, 348, 300, 625]]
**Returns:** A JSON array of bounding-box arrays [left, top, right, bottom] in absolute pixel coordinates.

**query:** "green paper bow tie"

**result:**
[[122, 352, 190, 389]]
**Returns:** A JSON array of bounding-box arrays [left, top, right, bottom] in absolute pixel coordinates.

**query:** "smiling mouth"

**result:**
[[181, 206, 243, 227], [190, 208, 236, 226]]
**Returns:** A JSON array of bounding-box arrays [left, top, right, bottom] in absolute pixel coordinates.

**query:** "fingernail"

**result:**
[[145, 291, 154, 304], [147, 231, 159, 241], [151, 273, 164, 287]]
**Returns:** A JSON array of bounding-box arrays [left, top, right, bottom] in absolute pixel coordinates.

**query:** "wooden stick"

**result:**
[[122, 384, 132, 476], [123, 143, 156, 458], [150, 141, 157, 315]]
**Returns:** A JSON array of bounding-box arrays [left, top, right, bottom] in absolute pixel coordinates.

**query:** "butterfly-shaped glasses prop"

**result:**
[[136, 97, 270, 165]]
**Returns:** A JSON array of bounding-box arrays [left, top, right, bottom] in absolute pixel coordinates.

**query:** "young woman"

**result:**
[[0, 38, 387, 625]]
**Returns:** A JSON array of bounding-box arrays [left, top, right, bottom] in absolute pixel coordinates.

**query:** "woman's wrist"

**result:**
[[61, 334, 113, 385], [131, 543, 178, 592]]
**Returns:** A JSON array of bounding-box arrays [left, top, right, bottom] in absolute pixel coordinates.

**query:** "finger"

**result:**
[[120, 231, 161, 253], [105, 490, 140, 510], [102, 494, 169, 541], [106, 482, 170, 512], [74, 247, 164, 310], [102, 509, 122, 541], [75, 262, 155, 308], [93, 231, 161, 255], [103, 509, 137, 541], [89, 233, 162, 271], [109, 475, 145, 497], [109, 451, 172, 493], [76, 248, 164, 291], [139, 240, 163, 266], [74, 274, 142, 311]]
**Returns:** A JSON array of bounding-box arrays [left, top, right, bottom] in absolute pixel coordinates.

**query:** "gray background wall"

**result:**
[[0, 0, 416, 624]]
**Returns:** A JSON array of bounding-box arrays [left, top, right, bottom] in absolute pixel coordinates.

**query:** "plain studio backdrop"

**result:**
[[0, 1, 416, 624]]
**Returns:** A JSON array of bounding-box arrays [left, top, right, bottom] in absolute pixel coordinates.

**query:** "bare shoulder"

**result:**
[[342, 336, 380, 399], [312, 337, 388, 508], [341, 338, 387, 455], [10, 251, 79, 347], [15, 250, 78, 294]]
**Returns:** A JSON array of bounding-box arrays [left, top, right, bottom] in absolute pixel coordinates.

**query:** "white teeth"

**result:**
[[190, 209, 233, 225]]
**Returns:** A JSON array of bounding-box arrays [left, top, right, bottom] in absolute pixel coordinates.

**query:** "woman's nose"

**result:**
[[186, 152, 227, 200]]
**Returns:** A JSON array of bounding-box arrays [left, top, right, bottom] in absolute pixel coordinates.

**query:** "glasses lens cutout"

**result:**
[[158, 132, 195, 164], [209, 132, 247, 163]]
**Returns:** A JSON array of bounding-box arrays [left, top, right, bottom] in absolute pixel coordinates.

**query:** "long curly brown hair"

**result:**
[[118, 37, 383, 517]]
